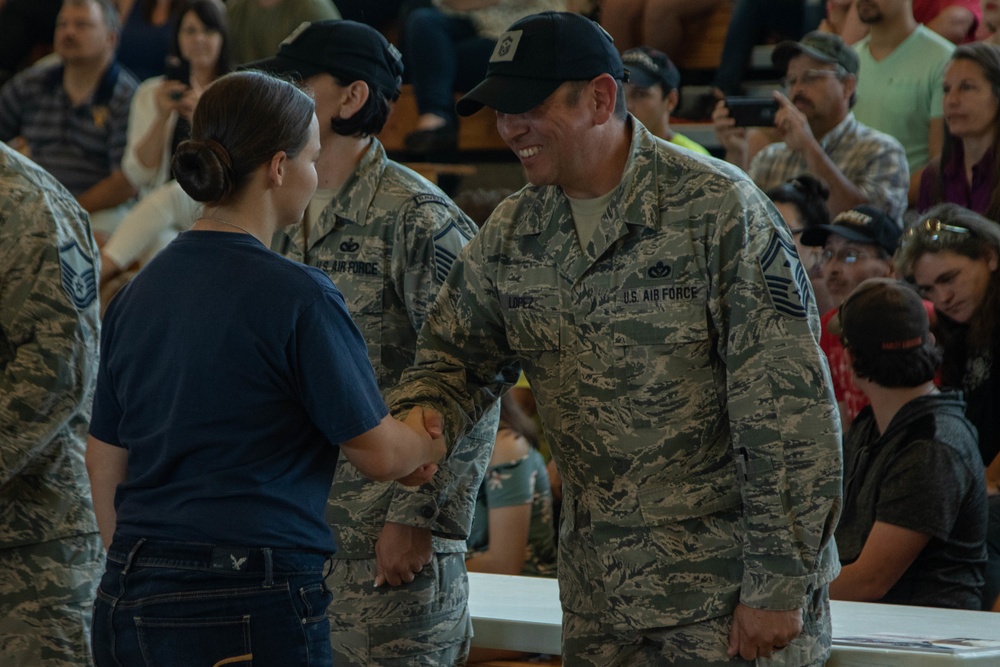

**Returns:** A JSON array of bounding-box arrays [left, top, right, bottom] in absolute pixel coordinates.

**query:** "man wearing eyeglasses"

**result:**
[[713, 31, 909, 222], [800, 205, 902, 427]]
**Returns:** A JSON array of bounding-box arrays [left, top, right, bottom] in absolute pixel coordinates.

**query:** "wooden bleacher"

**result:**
[[377, 85, 508, 154]]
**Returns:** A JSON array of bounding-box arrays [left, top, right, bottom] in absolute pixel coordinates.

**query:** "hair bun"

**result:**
[[793, 174, 830, 200], [171, 138, 234, 203]]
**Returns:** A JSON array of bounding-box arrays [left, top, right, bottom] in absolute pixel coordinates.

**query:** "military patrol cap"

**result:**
[[772, 30, 859, 76], [829, 278, 930, 355], [800, 204, 901, 256], [456, 11, 626, 116], [622, 46, 680, 92], [245, 20, 403, 100]]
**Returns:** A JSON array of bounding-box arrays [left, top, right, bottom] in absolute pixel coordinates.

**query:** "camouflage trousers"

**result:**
[[562, 586, 831, 667], [0, 534, 104, 667], [326, 552, 471, 666]]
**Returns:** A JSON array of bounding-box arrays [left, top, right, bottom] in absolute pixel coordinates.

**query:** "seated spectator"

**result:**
[[0, 0, 60, 87], [225, 0, 339, 65], [825, 0, 981, 45], [801, 205, 901, 426], [714, 0, 825, 97], [116, 0, 181, 81], [915, 0, 983, 44], [336, 0, 405, 31], [896, 203, 1000, 609], [402, 0, 564, 154], [983, 0, 1000, 44], [852, 0, 955, 203], [599, 0, 724, 59], [0, 0, 138, 238], [766, 174, 837, 315], [622, 46, 709, 155], [713, 31, 909, 220], [919, 42, 1000, 219], [830, 277, 988, 609], [467, 394, 557, 577], [122, 0, 229, 197], [101, 0, 229, 283]]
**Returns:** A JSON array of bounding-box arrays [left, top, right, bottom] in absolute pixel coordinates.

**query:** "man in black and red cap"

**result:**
[[248, 19, 497, 667], [829, 277, 987, 610], [388, 10, 842, 666]]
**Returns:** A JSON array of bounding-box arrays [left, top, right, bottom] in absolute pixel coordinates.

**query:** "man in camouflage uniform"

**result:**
[[0, 142, 103, 665], [388, 11, 843, 666], [256, 20, 498, 666]]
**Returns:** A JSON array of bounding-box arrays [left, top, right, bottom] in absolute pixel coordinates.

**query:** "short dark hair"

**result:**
[[172, 0, 232, 79], [172, 71, 315, 205], [765, 174, 830, 231], [846, 339, 942, 388], [330, 79, 392, 137], [63, 0, 120, 33]]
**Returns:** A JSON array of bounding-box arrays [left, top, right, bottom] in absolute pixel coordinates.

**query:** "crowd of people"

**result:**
[[3, 1, 1000, 667]]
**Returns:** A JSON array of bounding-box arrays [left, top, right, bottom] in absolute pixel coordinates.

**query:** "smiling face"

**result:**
[[912, 249, 997, 323], [943, 57, 1000, 143], [495, 81, 599, 197]]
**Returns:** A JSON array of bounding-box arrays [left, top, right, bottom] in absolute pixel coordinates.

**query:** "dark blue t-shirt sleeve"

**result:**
[[291, 285, 388, 444], [89, 295, 124, 447]]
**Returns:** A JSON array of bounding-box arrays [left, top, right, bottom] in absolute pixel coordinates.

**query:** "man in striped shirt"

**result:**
[[0, 0, 137, 239]]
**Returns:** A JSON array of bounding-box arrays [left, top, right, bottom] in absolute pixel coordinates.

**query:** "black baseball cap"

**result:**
[[622, 46, 680, 92], [456, 11, 626, 117], [828, 278, 930, 356], [772, 30, 859, 76], [245, 20, 403, 100], [800, 205, 901, 256]]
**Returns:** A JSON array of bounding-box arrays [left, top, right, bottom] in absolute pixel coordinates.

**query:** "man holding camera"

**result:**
[[713, 31, 908, 221]]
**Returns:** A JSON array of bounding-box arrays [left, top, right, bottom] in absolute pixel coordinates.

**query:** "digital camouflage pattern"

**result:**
[[274, 138, 499, 665], [388, 123, 843, 665], [0, 143, 103, 666]]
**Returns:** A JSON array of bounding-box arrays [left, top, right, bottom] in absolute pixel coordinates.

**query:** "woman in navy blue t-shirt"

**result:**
[[86, 71, 445, 667]]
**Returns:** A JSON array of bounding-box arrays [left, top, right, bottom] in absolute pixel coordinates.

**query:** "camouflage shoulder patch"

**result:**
[[411, 193, 449, 208], [58, 240, 98, 309], [759, 231, 810, 319], [433, 221, 473, 284]]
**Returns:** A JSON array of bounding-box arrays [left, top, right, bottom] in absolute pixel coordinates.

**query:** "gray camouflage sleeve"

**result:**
[[709, 182, 842, 610], [0, 187, 100, 486], [386, 221, 519, 461], [384, 202, 500, 539]]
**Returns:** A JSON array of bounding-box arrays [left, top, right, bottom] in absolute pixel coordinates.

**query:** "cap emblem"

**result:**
[[491, 31, 522, 63]]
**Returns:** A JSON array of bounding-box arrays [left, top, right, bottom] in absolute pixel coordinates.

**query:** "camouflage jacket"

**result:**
[[275, 139, 498, 557], [0, 143, 100, 549], [388, 123, 843, 630]]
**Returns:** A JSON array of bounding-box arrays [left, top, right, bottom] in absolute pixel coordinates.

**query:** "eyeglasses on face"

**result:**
[[901, 218, 971, 248], [781, 68, 844, 90], [821, 247, 877, 264]]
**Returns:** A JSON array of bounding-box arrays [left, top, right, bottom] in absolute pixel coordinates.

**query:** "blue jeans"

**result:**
[[403, 7, 495, 121], [713, 0, 825, 95], [92, 538, 333, 667]]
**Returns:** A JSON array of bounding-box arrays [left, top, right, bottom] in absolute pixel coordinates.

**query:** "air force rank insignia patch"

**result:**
[[433, 221, 472, 283], [490, 30, 522, 63], [759, 231, 810, 319], [58, 240, 98, 310]]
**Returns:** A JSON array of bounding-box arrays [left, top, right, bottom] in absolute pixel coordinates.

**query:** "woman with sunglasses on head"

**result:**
[[86, 70, 446, 666], [918, 43, 1000, 220], [897, 202, 1000, 610]]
